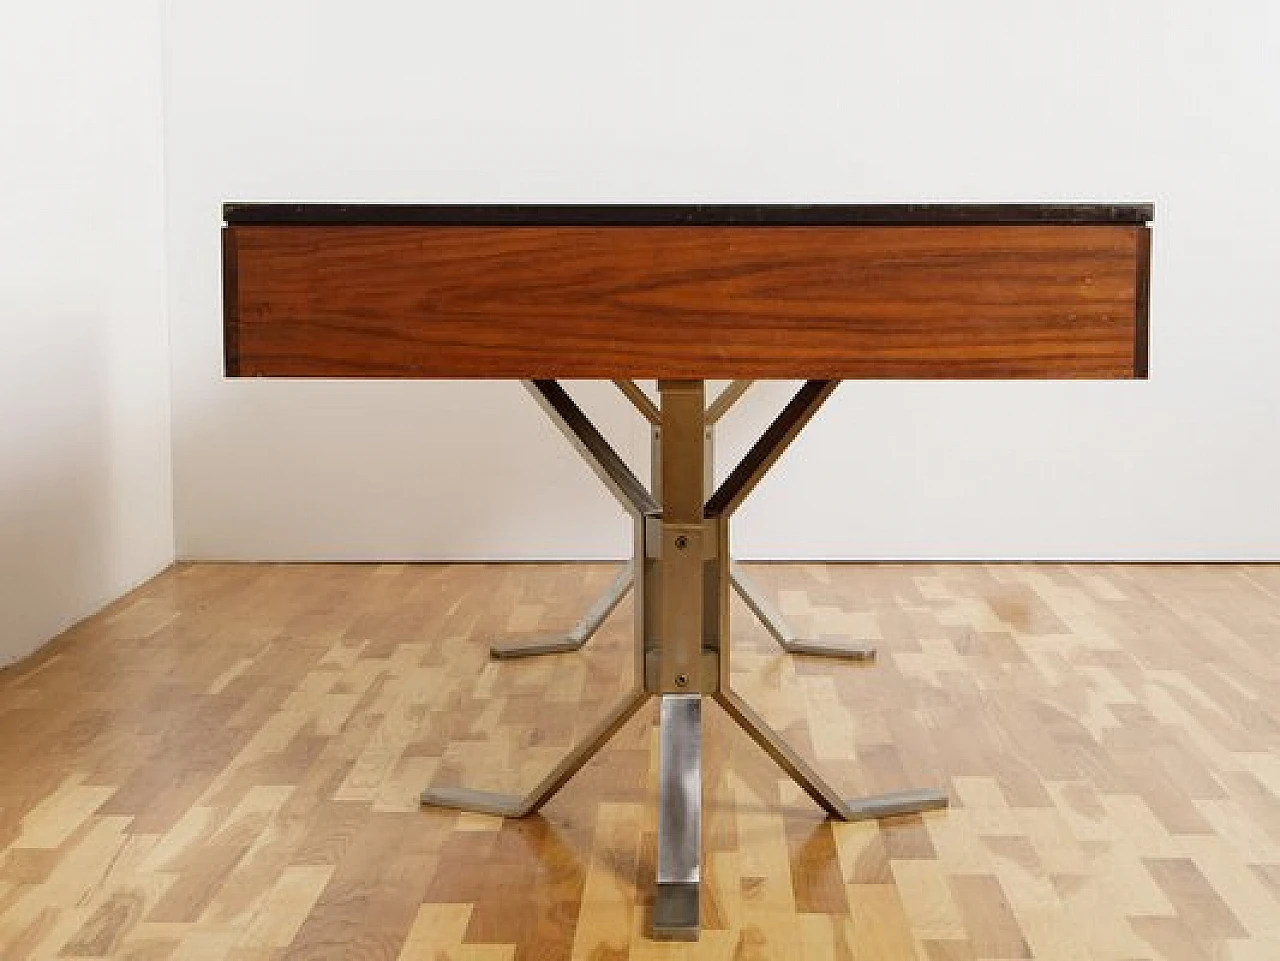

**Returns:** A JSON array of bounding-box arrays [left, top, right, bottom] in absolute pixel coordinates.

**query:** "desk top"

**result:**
[[222, 203, 1151, 380]]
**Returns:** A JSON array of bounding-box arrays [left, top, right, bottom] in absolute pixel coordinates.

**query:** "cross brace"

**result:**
[[422, 379, 948, 940]]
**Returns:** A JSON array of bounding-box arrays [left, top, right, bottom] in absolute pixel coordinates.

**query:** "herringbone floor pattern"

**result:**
[[0, 562, 1277, 959]]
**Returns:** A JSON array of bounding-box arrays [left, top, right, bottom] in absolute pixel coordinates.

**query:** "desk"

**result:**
[[222, 203, 1152, 939]]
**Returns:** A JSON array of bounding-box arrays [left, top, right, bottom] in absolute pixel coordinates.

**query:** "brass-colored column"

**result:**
[[656, 380, 706, 694]]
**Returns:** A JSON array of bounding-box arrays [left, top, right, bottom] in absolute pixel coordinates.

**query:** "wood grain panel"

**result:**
[[224, 225, 1149, 380]]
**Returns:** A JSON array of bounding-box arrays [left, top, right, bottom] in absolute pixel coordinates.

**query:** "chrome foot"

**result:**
[[731, 564, 877, 661], [420, 786, 527, 818], [716, 688, 948, 822], [422, 689, 649, 819], [489, 633, 586, 659], [843, 788, 950, 820], [782, 636, 877, 660], [652, 882, 700, 941], [488, 563, 633, 659]]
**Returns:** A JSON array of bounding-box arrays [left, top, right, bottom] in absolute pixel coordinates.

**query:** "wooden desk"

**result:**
[[222, 202, 1152, 939]]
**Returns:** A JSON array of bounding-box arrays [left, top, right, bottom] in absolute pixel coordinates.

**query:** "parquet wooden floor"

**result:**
[[1, 562, 1278, 960]]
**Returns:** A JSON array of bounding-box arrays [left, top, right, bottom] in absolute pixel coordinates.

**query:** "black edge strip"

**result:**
[[531, 380, 659, 516], [222, 227, 240, 377], [705, 380, 839, 519], [1133, 226, 1152, 379], [222, 202, 1154, 228]]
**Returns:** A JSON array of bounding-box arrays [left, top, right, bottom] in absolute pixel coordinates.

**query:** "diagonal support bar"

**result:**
[[491, 561, 871, 662], [705, 380, 839, 518], [613, 379, 661, 424], [423, 687, 650, 817], [715, 687, 948, 821], [490, 562, 634, 658], [705, 380, 753, 424], [731, 563, 876, 660], [525, 379, 658, 516], [428, 377, 947, 942]]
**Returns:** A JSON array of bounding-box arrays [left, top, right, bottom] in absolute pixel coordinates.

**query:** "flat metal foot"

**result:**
[[653, 694, 702, 940], [488, 563, 634, 659], [652, 882, 700, 941], [731, 564, 877, 661], [422, 688, 649, 819], [489, 633, 587, 659], [843, 788, 950, 821], [420, 786, 528, 818], [782, 636, 877, 660], [716, 688, 948, 822]]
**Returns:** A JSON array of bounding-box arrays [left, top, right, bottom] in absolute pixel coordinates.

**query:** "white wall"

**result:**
[[0, 0, 174, 665], [165, 1, 1280, 562]]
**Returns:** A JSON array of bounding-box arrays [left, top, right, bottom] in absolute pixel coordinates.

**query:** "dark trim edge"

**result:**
[[1134, 226, 1152, 379], [222, 227, 240, 377], [222, 202, 1154, 228]]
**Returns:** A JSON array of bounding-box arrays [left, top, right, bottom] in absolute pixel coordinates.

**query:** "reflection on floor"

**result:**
[[0, 561, 1277, 959]]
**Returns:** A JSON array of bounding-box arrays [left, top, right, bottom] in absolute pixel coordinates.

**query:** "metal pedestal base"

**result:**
[[489, 562, 876, 661], [488, 381, 875, 663], [422, 380, 948, 941]]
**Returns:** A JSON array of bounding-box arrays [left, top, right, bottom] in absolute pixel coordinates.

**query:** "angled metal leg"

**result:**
[[522, 380, 658, 517], [706, 379, 753, 424], [490, 562, 634, 658], [424, 379, 948, 944], [423, 686, 650, 817], [486, 380, 651, 660], [731, 563, 876, 661], [425, 382, 657, 819], [613, 379, 660, 423], [716, 686, 948, 821], [652, 694, 702, 940]]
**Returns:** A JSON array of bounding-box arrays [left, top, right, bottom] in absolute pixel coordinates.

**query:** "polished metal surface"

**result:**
[[657, 381, 708, 694], [489, 562, 634, 658], [652, 882, 700, 941], [730, 563, 876, 660], [488, 560, 825, 662], [706, 516, 732, 694], [706, 380, 840, 518], [716, 687, 950, 822], [656, 695, 702, 884], [488, 632, 592, 659], [715, 686, 846, 817], [782, 637, 877, 658], [645, 649, 721, 695], [844, 788, 950, 820], [419, 786, 527, 818], [423, 686, 649, 817], [613, 379, 661, 423], [523, 380, 657, 516], [654, 694, 702, 939], [705, 379, 753, 424], [486, 560, 861, 663], [424, 378, 949, 942], [657, 381, 706, 522]]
